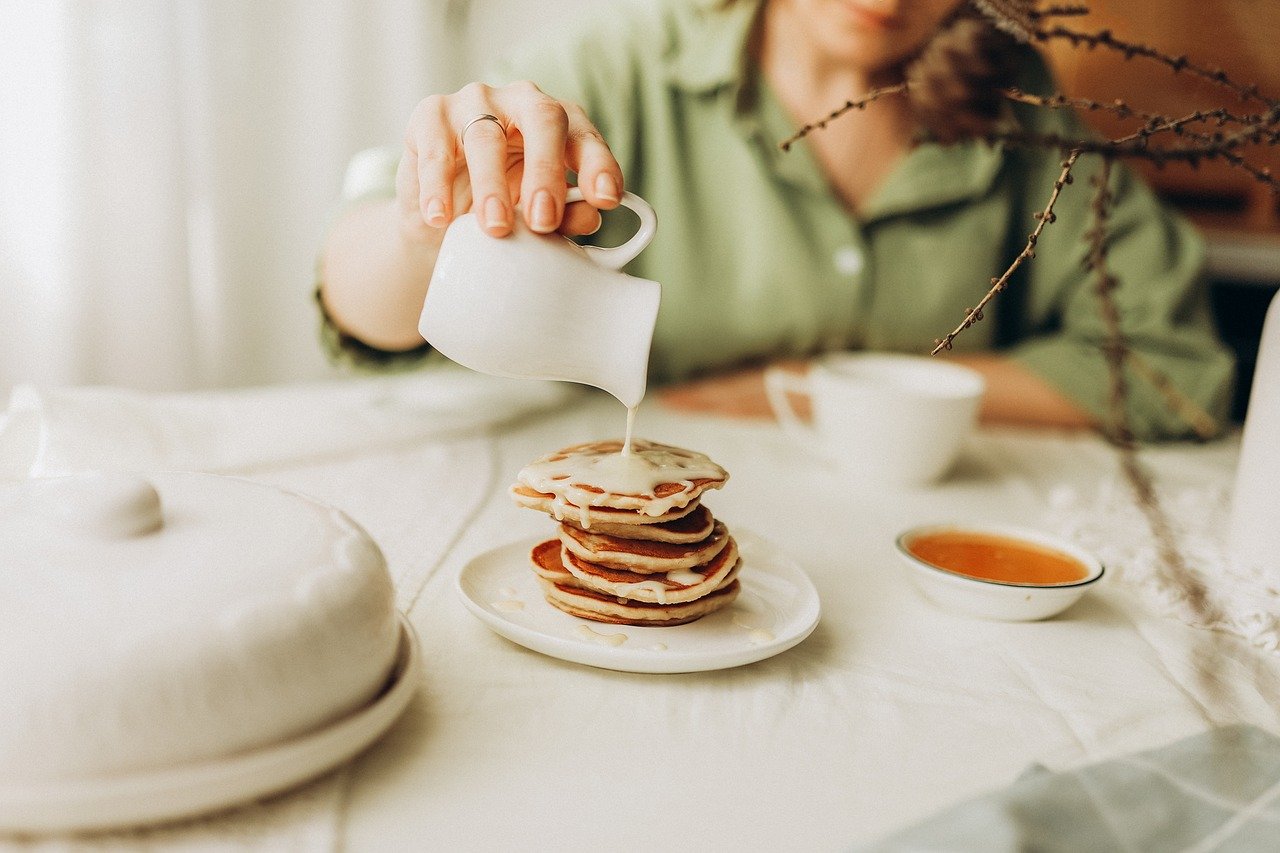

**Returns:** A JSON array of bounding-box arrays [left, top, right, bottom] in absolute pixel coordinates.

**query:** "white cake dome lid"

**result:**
[[0, 472, 400, 783]]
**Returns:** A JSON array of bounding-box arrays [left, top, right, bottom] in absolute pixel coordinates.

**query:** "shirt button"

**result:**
[[833, 246, 863, 275]]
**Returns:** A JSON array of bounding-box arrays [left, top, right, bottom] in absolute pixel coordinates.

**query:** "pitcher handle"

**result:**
[[566, 186, 657, 270]]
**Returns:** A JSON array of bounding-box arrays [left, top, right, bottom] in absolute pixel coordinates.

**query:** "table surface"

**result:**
[[11, 387, 1277, 851], [262, 393, 1272, 852]]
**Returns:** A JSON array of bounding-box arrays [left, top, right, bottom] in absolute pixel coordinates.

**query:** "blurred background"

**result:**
[[1, 0, 1276, 419]]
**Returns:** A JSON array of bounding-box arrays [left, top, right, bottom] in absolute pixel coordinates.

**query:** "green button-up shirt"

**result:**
[[323, 0, 1234, 440]]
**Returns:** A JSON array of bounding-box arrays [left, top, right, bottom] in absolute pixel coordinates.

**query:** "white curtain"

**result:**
[[0, 0, 476, 392]]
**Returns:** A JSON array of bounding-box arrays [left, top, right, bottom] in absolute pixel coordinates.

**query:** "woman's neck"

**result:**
[[757, 0, 916, 216], [758, 0, 900, 112]]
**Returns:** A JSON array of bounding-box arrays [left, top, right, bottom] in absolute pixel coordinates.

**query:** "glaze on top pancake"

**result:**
[[510, 485, 700, 527], [514, 439, 728, 526], [560, 520, 730, 574]]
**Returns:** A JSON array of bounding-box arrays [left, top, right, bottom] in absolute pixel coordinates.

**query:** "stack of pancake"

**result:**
[[511, 439, 740, 626]]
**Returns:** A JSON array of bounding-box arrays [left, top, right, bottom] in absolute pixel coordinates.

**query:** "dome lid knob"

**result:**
[[35, 473, 164, 538]]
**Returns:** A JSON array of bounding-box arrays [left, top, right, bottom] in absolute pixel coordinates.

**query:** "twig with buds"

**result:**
[[1028, 4, 1091, 20], [985, 128, 1280, 191], [1032, 24, 1277, 109], [932, 152, 1079, 354], [778, 82, 911, 152], [1001, 89, 1280, 142]]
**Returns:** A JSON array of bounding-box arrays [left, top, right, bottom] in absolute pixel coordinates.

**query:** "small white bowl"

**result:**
[[895, 524, 1104, 621]]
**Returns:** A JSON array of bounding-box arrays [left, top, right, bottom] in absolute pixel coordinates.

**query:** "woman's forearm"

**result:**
[[319, 199, 441, 351], [950, 354, 1095, 430]]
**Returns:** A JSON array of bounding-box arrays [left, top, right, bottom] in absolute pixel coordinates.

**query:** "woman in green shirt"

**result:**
[[318, 0, 1233, 440]]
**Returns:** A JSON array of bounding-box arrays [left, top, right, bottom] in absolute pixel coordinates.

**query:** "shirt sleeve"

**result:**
[[1004, 108, 1235, 441]]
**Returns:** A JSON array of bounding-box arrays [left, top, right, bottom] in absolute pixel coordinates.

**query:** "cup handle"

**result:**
[[566, 186, 657, 270], [764, 367, 818, 446]]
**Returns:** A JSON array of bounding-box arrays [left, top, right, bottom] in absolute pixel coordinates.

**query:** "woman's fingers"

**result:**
[[401, 80, 621, 240], [501, 82, 570, 233], [453, 84, 515, 237], [408, 95, 456, 231], [559, 200, 602, 236], [563, 102, 623, 211], [395, 149, 432, 243]]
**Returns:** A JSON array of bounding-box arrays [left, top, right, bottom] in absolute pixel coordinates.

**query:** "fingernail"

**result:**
[[484, 196, 510, 231], [594, 173, 619, 203], [425, 197, 447, 228], [531, 190, 556, 232]]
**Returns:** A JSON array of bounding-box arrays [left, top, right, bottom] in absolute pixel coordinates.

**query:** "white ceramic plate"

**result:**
[[456, 530, 821, 673], [0, 614, 421, 835]]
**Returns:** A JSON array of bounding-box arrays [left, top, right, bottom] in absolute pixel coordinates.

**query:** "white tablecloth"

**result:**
[[5, 380, 1278, 851]]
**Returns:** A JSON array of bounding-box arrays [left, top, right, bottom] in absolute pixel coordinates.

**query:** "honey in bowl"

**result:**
[[906, 529, 1089, 586]]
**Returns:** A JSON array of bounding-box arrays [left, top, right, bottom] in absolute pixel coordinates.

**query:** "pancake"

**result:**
[[510, 485, 700, 527], [538, 578, 740, 626], [561, 502, 715, 544], [561, 535, 740, 604], [514, 440, 728, 522], [529, 538, 583, 587], [560, 519, 729, 574]]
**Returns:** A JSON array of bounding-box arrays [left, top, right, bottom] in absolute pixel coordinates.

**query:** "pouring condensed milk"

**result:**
[[422, 189, 752, 629], [419, 185, 660, 452]]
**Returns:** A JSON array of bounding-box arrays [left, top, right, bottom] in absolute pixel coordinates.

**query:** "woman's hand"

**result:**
[[398, 81, 624, 242], [659, 362, 811, 420], [658, 355, 1095, 429]]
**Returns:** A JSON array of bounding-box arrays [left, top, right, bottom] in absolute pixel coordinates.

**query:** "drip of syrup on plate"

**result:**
[[574, 624, 627, 646], [733, 613, 775, 645], [492, 599, 524, 612]]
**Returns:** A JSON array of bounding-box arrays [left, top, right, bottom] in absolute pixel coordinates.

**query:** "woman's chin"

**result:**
[[810, 29, 911, 73]]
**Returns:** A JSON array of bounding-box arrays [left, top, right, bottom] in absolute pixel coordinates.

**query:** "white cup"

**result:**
[[419, 188, 659, 408], [765, 353, 985, 485]]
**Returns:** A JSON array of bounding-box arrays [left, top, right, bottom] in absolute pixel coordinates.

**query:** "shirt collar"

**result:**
[[665, 0, 1006, 220], [664, 0, 762, 95], [861, 139, 1006, 223]]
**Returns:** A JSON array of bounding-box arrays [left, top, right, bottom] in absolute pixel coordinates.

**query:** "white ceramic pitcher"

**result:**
[[1229, 288, 1280, 576], [419, 188, 659, 408]]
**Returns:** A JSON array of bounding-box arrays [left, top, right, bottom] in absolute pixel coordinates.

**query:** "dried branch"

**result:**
[[984, 128, 1280, 192], [1087, 160, 1130, 444], [1001, 89, 1280, 141], [933, 100, 1277, 355], [932, 151, 1079, 355], [1028, 4, 1091, 19], [971, 0, 1036, 41], [778, 82, 910, 152], [1086, 158, 1218, 619], [1033, 24, 1277, 109], [1126, 351, 1220, 440], [1202, 105, 1280, 155], [1118, 450, 1218, 616]]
